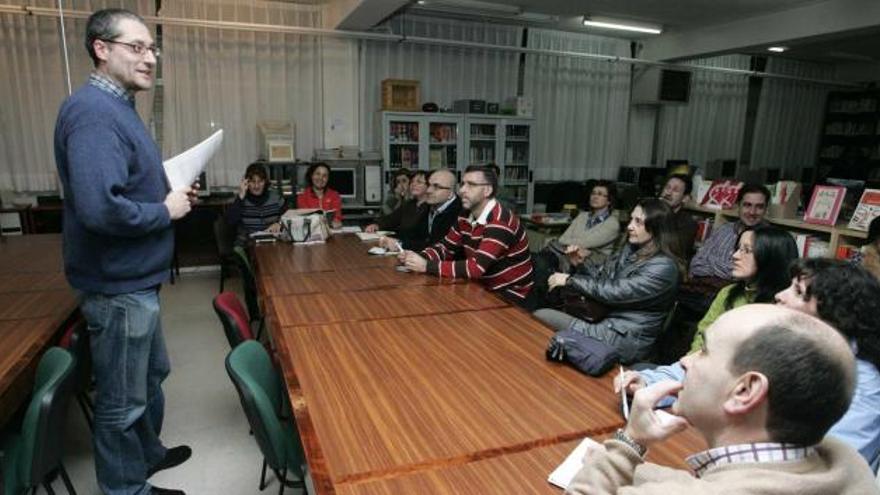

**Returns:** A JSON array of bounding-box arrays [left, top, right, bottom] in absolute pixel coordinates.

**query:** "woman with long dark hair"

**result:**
[[687, 225, 799, 352], [535, 198, 682, 364]]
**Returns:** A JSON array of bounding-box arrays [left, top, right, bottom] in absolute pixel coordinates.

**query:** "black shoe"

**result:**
[[148, 445, 192, 478], [151, 487, 185, 495]]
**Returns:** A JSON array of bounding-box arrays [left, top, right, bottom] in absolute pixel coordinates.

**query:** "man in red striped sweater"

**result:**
[[400, 165, 534, 306]]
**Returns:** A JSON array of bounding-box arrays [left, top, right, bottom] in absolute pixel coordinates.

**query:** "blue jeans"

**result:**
[[80, 289, 170, 495]]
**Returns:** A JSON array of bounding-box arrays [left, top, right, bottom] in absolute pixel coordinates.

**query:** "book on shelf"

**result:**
[[699, 180, 743, 210], [847, 189, 880, 232], [791, 233, 830, 259], [835, 243, 860, 261], [694, 217, 713, 243]]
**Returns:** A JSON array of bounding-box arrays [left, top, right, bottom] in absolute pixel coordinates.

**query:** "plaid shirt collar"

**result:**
[[586, 207, 611, 229], [89, 72, 135, 105], [686, 442, 816, 477]]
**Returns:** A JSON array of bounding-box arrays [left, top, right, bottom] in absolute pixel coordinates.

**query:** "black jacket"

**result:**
[[402, 196, 462, 252]]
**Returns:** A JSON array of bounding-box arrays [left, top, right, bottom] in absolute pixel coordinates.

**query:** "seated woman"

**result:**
[[624, 225, 798, 379], [554, 180, 621, 266], [296, 162, 343, 229], [382, 168, 411, 215], [226, 163, 287, 246], [534, 198, 680, 364], [364, 170, 428, 235]]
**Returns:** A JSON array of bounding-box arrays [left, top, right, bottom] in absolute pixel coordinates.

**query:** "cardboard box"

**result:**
[[381, 79, 420, 111]]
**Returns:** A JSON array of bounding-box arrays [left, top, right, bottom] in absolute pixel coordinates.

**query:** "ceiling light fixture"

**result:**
[[583, 16, 662, 35], [767, 46, 788, 53]]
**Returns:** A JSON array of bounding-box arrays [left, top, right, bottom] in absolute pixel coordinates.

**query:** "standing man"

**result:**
[[399, 165, 534, 307], [568, 305, 878, 494], [54, 9, 191, 495], [659, 174, 697, 260]]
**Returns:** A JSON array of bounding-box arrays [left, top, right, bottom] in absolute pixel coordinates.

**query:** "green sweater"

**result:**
[[689, 284, 754, 354]]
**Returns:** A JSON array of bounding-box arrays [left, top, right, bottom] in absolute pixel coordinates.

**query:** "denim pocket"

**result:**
[[81, 293, 110, 337]]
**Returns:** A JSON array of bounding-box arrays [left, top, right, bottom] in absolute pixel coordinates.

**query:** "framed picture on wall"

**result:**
[[804, 185, 846, 225]]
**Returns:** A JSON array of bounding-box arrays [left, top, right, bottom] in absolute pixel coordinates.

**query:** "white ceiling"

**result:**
[[427, 0, 826, 32], [318, 0, 880, 68]]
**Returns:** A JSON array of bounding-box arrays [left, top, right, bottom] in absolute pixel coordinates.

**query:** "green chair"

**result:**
[[233, 246, 265, 340], [1, 347, 77, 495], [226, 341, 305, 495]]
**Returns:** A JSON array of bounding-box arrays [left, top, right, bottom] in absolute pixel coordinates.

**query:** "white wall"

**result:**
[[321, 38, 360, 148]]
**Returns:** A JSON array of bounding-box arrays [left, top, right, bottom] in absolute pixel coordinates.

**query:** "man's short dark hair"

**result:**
[[731, 324, 853, 445], [85, 8, 146, 67], [464, 165, 497, 198], [665, 174, 693, 196], [737, 183, 771, 205], [789, 258, 880, 372]]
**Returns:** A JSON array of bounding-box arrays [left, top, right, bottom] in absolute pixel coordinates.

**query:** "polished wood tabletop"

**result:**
[[268, 283, 507, 327], [0, 234, 77, 427], [254, 236, 395, 275], [259, 266, 451, 298], [257, 234, 703, 494]]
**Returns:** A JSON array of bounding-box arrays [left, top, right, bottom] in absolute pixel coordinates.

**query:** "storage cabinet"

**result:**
[[381, 112, 535, 213]]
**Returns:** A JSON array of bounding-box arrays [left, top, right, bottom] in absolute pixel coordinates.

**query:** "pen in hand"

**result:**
[[619, 365, 630, 421]]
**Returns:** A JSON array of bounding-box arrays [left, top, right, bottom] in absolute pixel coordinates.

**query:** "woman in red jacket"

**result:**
[[296, 162, 343, 228]]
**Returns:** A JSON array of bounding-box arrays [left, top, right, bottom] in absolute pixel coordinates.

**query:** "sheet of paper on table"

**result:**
[[547, 437, 601, 489]]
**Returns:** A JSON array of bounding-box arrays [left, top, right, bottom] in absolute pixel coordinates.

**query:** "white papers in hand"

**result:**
[[547, 437, 602, 489], [163, 129, 223, 191]]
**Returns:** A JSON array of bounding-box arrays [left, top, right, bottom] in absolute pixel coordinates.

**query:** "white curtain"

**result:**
[[523, 29, 631, 181], [750, 57, 833, 177], [161, 0, 321, 187], [627, 105, 656, 167], [359, 15, 522, 151], [655, 54, 751, 171], [0, 0, 152, 192]]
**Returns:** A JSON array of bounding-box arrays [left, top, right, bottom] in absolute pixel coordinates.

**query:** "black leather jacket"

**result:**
[[566, 243, 680, 363]]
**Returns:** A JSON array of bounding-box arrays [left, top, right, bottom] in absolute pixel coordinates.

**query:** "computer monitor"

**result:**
[[329, 168, 356, 199]]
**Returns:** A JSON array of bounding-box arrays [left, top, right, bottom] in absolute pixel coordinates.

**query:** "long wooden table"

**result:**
[[255, 235, 703, 494], [0, 234, 78, 426]]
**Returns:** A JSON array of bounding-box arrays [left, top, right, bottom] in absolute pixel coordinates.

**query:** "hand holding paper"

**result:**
[[163, 129, 223, 191]]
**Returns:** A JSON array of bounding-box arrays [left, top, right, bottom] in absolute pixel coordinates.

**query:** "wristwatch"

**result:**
[[613, 428, 647, 457]]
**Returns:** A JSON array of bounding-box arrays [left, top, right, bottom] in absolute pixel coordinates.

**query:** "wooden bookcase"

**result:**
[[684, 203, 867, 258]]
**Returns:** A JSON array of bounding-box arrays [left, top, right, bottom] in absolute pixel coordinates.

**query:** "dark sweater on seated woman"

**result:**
[[375, 198, 428, 238], [226, 190, 287, 246]]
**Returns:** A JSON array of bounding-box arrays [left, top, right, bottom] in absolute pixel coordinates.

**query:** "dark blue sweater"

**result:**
[[54, 84, 172, 294]]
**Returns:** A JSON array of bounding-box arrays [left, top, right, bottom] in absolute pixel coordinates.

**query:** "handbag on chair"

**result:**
[[559, 287, 609, 323]]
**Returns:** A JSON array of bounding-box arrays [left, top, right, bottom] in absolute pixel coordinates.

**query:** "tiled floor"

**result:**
[[60, 271, 300, 494]]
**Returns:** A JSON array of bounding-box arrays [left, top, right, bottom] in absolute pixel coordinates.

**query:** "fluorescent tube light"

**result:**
[[583, 16, 662, 35], [767, 46, 788, 53]]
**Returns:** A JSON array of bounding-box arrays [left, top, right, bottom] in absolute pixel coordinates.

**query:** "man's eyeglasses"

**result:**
[[101, 39, 161, 58], [459, 181, 490, 189], [427, 183, 452, 190]]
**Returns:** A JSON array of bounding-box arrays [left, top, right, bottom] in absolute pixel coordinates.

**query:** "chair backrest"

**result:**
[[213, 292, 255, 348], [58, 316, 91, 394], [19, 347, 76, 487], [214, 215, 236, 258], [233, 246, 261, 320], [225, 341, 304, 478]]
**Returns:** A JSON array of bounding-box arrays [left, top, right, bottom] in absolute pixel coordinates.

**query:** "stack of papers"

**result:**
[[547, 437, 601, 489], [356, 231, 394, 241]]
